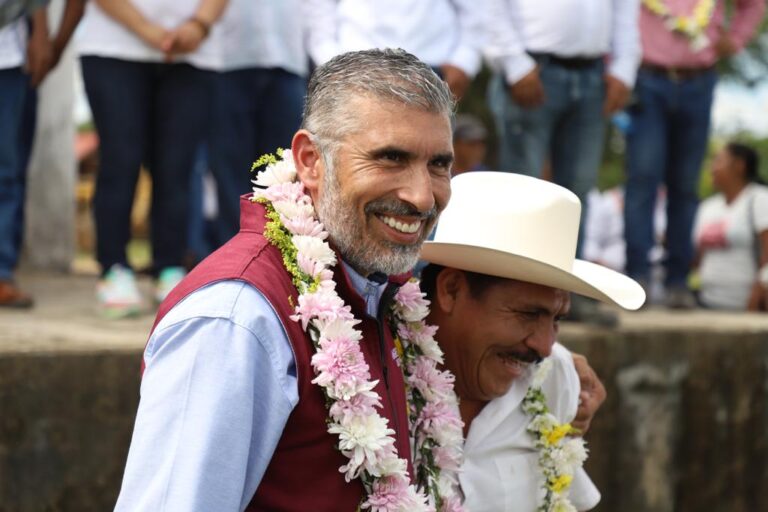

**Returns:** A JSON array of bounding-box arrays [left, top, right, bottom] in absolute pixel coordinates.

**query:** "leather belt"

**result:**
[[528, 52, 602, 69], [640, 63, 714, 81]]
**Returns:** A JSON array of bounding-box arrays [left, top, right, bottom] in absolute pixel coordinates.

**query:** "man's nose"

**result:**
[[398, 164, 436, 214], [525, 321, 556, 359]]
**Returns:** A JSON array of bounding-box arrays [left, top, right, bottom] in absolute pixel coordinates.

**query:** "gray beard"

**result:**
[[315, 173, 426, 276]]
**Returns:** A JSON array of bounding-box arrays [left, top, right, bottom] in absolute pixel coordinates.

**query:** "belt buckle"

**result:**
[[667, 67, 680, 82]]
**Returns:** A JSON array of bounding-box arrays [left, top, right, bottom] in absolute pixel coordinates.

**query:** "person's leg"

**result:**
[[149, 63, 214, 273], [549, 63, 607, 257], [624, 70, 670, 284], [208, 68, 264, 246], [0, 67, 28, 291], [664, 70, 717, 288], [81, 56, 151, 273], [254, 68, 305, 157], [487, 72, 556, 176], [13, 77, 36, 258]]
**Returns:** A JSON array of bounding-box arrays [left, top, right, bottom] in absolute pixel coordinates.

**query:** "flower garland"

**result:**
[[522, 359, 589, 512], [643, 0, 716, 52], [251, 150, 465, 512]]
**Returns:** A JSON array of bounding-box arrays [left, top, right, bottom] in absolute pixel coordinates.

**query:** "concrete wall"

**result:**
[[1, 328, 767, 511]]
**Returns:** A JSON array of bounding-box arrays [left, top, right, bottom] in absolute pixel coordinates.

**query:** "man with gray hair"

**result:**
[[114, 48, 458, 511]]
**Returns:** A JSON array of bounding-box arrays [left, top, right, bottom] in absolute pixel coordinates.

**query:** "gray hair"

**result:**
[[302, 48, 455, 156]]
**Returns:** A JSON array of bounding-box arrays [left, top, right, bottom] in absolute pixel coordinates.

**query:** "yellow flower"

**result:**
[[549, 474, 573, 493], [544, 423, 574, 446]]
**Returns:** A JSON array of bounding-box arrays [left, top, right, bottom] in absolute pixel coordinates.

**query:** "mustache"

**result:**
[[364, 198, 438, 220], [514, 350, 543, 365]]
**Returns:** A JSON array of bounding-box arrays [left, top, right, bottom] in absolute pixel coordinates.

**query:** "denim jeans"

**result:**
[[81, 56, 214, 274], [488, 58, 606, 256], [0, 67, 29, 280], [624, 68, 717, 286], [207, 67, 306, 247]]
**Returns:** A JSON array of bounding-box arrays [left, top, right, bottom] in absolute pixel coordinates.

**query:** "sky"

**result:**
[[711, 81, 768, 137]]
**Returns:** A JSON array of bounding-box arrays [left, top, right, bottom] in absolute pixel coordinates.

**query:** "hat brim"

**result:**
[[420, 242, 646, 310]]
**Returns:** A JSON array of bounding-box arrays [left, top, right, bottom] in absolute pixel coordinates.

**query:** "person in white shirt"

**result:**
[[77, 0, 228, 316], [203, 0, 308, 248], [694, 143, 768, 311], [304, 0, 485, 99], [420, 171, 646, 511]]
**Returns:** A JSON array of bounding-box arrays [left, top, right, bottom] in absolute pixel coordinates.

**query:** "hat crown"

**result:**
[[433, 172, 581, 271]]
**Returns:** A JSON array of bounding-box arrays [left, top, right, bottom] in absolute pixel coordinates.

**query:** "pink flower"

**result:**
[[417, 401, 463, 446], [432, 445, 462, 473], [362, 475, 431, 512], [312, 337, 372, 399], [283, 215, 327, 238], [407, 358, 455, 401], [398, 322, 444, 363], [394, 281, 430, 321], [291, 289, 348, 330], [439, 493, 465, 512], [297, 253, 325, 278], [329, 388, 381, 422], [262, 181, 307, 204]]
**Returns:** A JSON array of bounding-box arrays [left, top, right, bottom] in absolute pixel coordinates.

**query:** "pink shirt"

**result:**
[[640, 0, 765, 69]]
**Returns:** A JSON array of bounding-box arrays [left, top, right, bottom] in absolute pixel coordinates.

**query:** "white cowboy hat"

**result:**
[[420, 172, 646, 310]]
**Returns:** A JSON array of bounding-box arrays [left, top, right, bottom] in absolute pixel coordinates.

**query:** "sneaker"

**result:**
[[0, 280, 34, 309], [664, 286, 696, 310], [567, 295, 619, 328], [97, 264, 142, 318], [154, 266, 186, 304]]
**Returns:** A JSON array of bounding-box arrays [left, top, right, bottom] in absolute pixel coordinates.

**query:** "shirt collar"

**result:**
[[342, 261, 388, 318]]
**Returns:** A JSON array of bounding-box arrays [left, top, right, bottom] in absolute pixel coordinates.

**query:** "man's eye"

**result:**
[[382, 151, 405, 163]]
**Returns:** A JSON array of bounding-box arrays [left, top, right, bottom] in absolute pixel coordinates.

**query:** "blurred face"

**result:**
[[433, 271, 569, 403], [314, 97, 453, 275], [710, 147, 743, 191]]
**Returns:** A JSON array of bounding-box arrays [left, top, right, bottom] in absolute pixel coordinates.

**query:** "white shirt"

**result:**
[[77, 0, 220, 70], [484, 0, 641, 86], [694, 183, 768, 310], [461, 343, 601, 512], [0, 19, 27, 69], [214, 0, 307, 75], [304, 0, 485, 77]]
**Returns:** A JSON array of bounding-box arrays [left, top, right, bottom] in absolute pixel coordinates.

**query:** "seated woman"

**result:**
[[693, 143, 768, 310]]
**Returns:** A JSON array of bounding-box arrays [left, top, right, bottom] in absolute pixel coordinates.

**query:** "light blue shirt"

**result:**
[[114, 264, 387, 512]]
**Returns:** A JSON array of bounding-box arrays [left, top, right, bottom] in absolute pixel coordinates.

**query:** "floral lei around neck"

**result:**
[[643, 0, 716, 51], [250, 149, 465, 512], [523, 359, 589, 512]]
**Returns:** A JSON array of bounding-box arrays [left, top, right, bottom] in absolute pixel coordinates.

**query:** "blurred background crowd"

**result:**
[[1, 0, 767, 325]]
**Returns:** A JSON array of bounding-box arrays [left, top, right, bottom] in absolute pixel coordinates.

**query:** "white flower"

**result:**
[[531, 358, 553, 388], [529, 412, 559, 434], [561, 437, 588, 468], [292, 235, 337, 267], [252, 150, 296, 187], [272, 200, 315, 220], [329, 414, 396, 481], [551, 493, 578, 512]]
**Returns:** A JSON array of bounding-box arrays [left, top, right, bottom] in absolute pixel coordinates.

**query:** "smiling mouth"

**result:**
[[378, 214, 422, 234]]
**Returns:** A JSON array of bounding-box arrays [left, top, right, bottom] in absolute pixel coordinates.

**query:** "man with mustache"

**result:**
[[419, 172, 645, 510]]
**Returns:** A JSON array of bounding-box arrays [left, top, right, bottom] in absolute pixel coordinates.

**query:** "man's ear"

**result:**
[[292, 129, 324, 198], [435, 267, 465, 314]]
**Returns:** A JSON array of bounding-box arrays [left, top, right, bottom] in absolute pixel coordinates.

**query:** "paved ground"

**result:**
[[3, 270, 768, 355]]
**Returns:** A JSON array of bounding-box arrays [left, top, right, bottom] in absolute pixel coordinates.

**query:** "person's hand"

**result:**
[[508, 67, 545, 108], [571, 352, 606, 434], [440, 64, 470, 100], [603, 74, 630, 116], [26, 27, 53, 87], [715, 28, 738, 59], [162, 19, 208, 60], [137, 22, 170, 52]]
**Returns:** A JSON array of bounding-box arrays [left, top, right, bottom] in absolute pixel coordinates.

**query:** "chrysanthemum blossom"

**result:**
[[272, 200, 315, 220], [393, 282, 430, 322], [312, 337, 371, 399], [329, 387, 382, 423], [261, 181, 307, 204], [291, 289, 348, 330], [283, 215, 327, 238], [252, 150, 296, 187], [293, 235, 336, 267], [329, 414, 396, 481], [362, 475, 432, 512], [407, 357, 455, 401], [417, 401, 463, 446], [398, 323, 444, 363]]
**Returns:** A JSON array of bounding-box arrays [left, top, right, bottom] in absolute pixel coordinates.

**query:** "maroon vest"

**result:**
[[149, 196, 413, 511]]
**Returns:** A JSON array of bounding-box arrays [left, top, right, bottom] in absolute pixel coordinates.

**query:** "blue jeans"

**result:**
[[488, 58, 607, 255], [624, 68, 717, 286], [0, 67, 29, 281], [81, 56, 214, 274], [207, 67, 306, 247]]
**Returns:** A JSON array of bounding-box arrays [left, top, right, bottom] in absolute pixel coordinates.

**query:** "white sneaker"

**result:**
[[97, 264, 143, 318], [155, 266, 186, 304]]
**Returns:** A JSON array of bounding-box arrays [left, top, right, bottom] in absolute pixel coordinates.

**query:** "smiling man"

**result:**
[[419, 171, 646, 511], [114, 49, 456, 512]]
